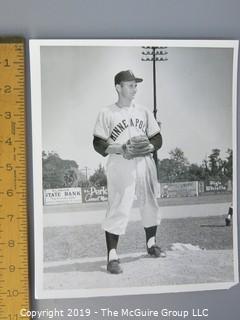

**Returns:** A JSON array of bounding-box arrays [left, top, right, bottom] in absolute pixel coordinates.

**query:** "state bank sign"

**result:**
[[43, 188, 82, 205]]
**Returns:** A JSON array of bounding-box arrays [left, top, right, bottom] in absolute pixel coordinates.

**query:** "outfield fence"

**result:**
[[43, 180, 232, 205]]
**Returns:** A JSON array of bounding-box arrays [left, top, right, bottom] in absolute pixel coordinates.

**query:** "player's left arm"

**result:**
[[145, 108, 162, 151], [149, 132, 162, 151]]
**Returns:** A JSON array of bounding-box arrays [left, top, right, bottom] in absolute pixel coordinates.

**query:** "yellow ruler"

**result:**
[[0, 39, 30, 319]]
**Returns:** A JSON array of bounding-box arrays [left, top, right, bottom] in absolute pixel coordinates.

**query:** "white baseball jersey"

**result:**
[[93, 102, 160, 145]]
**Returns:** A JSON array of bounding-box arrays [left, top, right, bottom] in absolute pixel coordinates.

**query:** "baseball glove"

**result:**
[[122, 135, 154, 159]]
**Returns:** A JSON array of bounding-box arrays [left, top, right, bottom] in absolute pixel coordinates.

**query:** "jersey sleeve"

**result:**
[[93, 108, 110, 141], [149, 132, 162, 151], [93, 136, 109, 157], [146, 108, 160, 138]]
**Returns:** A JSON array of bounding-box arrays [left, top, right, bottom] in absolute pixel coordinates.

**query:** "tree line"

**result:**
[[158, 147, 232, 184], [42, 147, 232, 189]]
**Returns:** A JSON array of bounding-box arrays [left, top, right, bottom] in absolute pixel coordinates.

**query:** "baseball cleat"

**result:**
[[107, 259, 123, 274], [147, 245, 166, 258], [225, 218, 231, 226]]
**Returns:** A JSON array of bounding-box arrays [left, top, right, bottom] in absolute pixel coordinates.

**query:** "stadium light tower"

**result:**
[[141, 46, 168, 180]]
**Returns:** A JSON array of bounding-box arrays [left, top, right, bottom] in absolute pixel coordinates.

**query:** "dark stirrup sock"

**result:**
[[144, 225, 157, 245], [105, 231, 119, 260]]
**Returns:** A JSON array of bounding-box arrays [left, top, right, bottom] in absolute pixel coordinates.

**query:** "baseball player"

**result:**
[[93, 70, 166, 274], [225, 203, 233, 226]]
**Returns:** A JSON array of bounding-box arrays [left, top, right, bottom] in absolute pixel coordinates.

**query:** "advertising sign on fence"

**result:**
[[205, 181, 228, 192], [160, 181, 198, 198], [43, 180, 232, 205], [43, 187, 82, 205], [82, 186, 108, 203]]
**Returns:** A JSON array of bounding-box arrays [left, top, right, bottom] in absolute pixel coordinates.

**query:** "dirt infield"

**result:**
[[44, 215, 233, 261], [42, 202, 235, 293], [43, 249, 234, 291]]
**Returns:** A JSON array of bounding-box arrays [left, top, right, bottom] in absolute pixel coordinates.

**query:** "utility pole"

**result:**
[[80, 166, 91, 181], [141, 46, 168, 180]]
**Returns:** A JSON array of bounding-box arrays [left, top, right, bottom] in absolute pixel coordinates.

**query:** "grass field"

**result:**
[[44, 214, 233, 262]]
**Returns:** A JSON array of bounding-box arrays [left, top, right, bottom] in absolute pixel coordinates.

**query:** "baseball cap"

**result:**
[[114, 70, 143, 85]]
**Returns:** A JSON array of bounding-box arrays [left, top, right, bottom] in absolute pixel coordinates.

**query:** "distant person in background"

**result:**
[[225, 204, 233, 226]]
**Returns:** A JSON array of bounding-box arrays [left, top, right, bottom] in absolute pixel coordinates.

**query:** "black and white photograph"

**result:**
[[30, 39, 238, 299]]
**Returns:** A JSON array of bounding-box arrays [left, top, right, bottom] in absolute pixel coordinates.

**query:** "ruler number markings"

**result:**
[[0, 40, 29, 318]]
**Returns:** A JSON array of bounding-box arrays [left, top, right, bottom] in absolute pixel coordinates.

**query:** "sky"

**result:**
[[40, 45, 233, 174]]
